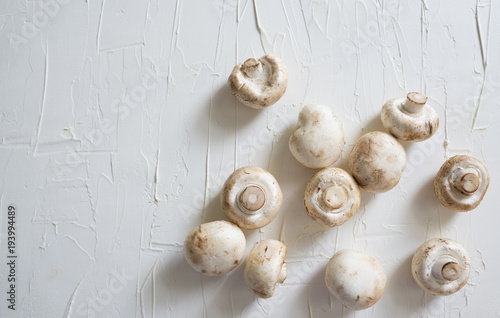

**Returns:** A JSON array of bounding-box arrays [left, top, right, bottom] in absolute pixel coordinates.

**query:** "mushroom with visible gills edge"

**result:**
[[244, 240, 287, 298], [381, 92, 439, 142], [434, 155, 490, 211], [325, 249, 386, 310], [289, 104, 345, 169], [227, 54, 288, 109], [221, 166, 283, 229], [412, 238, 471, 295], [304, 168, 361, 227], [184, 221, 246, 276], [348, 131, 406, 193]]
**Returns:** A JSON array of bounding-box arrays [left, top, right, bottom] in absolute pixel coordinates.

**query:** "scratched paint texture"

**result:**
[[0, 0, 499, 317]]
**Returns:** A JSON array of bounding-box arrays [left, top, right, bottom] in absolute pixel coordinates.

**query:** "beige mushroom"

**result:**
[[304, 168, 361, 227], [244, 240, 287, 298], [325, 249, 386, 310], [434, 155, 489, 211], [184, 220, 246, 276], [221, 166, 283, 229], [381, 92, 439, 142], [412, 238, 471, 296], [348, 131, 406, 193], [289, 104, 345, 169], [227, 54, 288, 109]]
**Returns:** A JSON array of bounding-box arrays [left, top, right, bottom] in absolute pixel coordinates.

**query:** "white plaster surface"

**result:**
[[1, 0, 499, 317]]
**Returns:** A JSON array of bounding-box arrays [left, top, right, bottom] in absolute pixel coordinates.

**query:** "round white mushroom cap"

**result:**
[[304, 168, 361, 227], [221, 166, 283, 229], [244, 240, 287, 298], [381, 92, 439, 142], [325, 249, 386, 311], [228, 54, 288, 109], [412, 238, 471, 296], [348, 131, 406, 193], [289, 104, 345, 169], [184, 221, 246, 276], [434, 155, 489, 212]]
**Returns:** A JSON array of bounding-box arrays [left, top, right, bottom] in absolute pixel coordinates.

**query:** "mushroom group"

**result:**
[[434, 155, 490, 211], [349, 131, 406, 193], [304, 168, 360, 227], [180, 62, 489, 308], [412, 238, 471, 295], [228, 54, 288, 109], [289, 104, 345, 169], [325, 249, 386, 310], [221, 166, 283, 229]]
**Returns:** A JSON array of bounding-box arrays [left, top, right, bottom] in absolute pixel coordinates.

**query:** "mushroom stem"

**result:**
[[322, 185, 347, 209], [402, 92, 428, 115], [441, 262, 462, 281], [432, 257, 461, 281], [238, 185, 266, 212], [455, 172, 480, 195], [242, 58, 263, 78], [278, 264, 287, 284]]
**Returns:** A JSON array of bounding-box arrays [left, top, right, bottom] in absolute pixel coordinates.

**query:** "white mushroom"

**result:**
[[348, 131, 406, 193], [381, 92, 439, 142], [184, 220, 246, 276], [434, 155, 490, 212], [289, 104, 345, 169], [325, 249, 386, 311], [304, 168, 361, 227], [412, 238, 471, 296], [244, 240, 287, 298], [221, 166, 283, 229], [227, 54, 288, 109]]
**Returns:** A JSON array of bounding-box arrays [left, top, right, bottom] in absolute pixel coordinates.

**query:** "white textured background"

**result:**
[[1, 0, 499, 317]]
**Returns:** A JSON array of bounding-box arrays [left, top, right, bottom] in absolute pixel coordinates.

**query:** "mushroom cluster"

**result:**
[[184, 165, 287, 297], [181, 62, 487, 308]]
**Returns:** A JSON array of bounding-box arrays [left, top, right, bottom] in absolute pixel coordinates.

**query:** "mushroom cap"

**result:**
[[227, 54, 288, 109], [381, 92, 439, 142], [289, 104, 345, 169], [304, 168, 361, 227], [434, 155, 489, 211], [348, 131, 406, 193], [411, 238, 471, 296], [325, 249, 386, 311], [221, 166, 283, 229], [244, 240, 287, 298], [184, 221, 246, 276]]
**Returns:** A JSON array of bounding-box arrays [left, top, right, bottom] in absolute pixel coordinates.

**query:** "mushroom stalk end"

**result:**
[[322, 185, 347, 209], [402, 92, 427, 114], [242, 58, 263, 78], [455, 172, 480, 194], [238, 185, 266, 212], [441, 262, 462, 281]]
